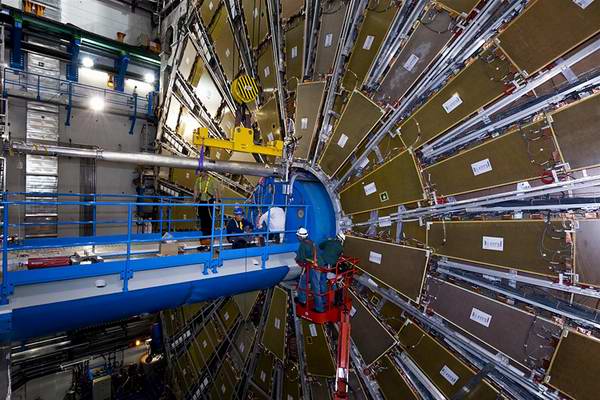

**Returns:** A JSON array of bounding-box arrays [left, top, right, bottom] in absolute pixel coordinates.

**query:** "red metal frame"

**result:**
[[295, 256, 358, 399], [295, 256, 357, 324]]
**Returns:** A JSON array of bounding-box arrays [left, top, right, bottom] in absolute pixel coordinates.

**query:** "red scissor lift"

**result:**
[[295, 256, 358, 400]]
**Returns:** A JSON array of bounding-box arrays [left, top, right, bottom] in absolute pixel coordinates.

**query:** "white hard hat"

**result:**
[[296, 227, 308, 239], [337, 231, 346, 242]]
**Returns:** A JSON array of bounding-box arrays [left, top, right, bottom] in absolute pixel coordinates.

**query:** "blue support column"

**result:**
[[114, 52, 129, 92], [129, 91, 137, 135], [10, 16, 24, 70], [66, 36, 81, 82]]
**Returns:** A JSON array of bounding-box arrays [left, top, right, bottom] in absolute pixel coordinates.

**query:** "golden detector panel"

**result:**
[[319, 90, 384, 177], [339, 150, 424, 215]]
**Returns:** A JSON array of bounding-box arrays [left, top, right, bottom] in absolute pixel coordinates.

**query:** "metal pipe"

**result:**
[[9, 142, 281, 177]]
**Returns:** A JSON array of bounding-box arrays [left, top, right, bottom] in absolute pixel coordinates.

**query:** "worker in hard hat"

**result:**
[[295, 227, 326, 313], [193, 170, 221, 239], [256, 206, 286, 245], [320, 231, 346, 305], [226, 206, 254, 248]]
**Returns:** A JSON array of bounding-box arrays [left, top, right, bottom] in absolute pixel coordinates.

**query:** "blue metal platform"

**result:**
[[0, 177, 336, 341]]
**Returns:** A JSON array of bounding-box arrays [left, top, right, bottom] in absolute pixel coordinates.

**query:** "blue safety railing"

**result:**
[[2, 67, 155, 117], [0, 192, 309, 305]]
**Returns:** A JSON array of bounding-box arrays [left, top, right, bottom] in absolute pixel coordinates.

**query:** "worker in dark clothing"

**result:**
[[226, 207, 254, 248], [320, 232, 346, 305], [295, 227, 327, 312], [319, 232, 345, 268], [193, 171, 221, 238]]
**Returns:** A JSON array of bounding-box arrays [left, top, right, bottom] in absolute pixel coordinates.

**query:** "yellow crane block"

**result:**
[[193, 127, 284, 157]]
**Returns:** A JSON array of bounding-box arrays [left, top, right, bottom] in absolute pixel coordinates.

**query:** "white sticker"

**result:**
[[215, 151, 221, 159], [260, 371, 266, 382], [287, 396, 294, 400], [359, 157, 370, 168], [362, 35, 375, 50], [470, 307, 493, 327], [482, 236, 504, 252], [300, 117, 309, 129], [350, 307, 357, 317], [471, 158, 492, 176], [309, 323, 318, 337], [574, 0, 595, 9], [403, 54, 420, 72], [378, 216, 392, 227], [240, 342, 245, 353], [363, 182, 377, 196], [221, 384, 226, 394], [274, 317, 281, 329], [442, 93, 463, 113], [267, 132, 275, 142], [225, 48, 230, 58], [224, 312, 229, 320], [337, 134, 349, 148], [440, 365, 459, 385], [208, 1, 213, 10], [369, 251, 382, 264], [254, 7, 259, 18], [516, 181, 531, 191], [263, 66, 270, 77], [202, 340, 207, 348], [324, 33, 333, 48], [291, 46, 298, 59]]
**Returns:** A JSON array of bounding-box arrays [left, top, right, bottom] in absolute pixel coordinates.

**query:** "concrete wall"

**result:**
[[6, 96, 151, 238]]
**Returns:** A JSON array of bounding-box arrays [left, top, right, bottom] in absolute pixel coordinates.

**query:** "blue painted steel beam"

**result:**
[[66, 36, 81, 82], [9, 16, 24, 70], [114, 52, 129, 92]]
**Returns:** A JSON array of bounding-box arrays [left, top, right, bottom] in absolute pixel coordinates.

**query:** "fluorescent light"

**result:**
[[144, 72, 155, 84], [81, 57, 94, 68], [89, 96, 105, 112]]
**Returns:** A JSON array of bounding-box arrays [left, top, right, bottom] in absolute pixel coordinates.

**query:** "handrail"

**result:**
[[2, 67, 153, 115]]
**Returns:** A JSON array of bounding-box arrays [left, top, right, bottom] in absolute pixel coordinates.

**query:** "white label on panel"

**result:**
[[215, 151, 221, 159], [274, 317, 281, 329], [254, 7, 259, 18], [202, 340, 207, 348], [350, 307, 357, 317], [309, 323, 318, 337], [369, 251, 382, 264], [221, 384, 226, 394], [260, 371, 266, 382], [324, 33, 333, 48], [378, 216, 392, 227], [209, 1, 213, 10], [301, 117, 309, 129], [362, 35, 375, 50], [403, 54, 420, 72], [291, 46, 298, 59], [517, 181, 531, 191], [337, 134, 349, 148], [471, 158, 492, 176], [263, 66, 270, 77], [363, 182, 377, 196], [239, 342, 245, 353], [440, 365, 459, 385], [224, 312, 229, 320], [359, 157, 370, 168], [225, 48, 230, 58], [482, 236, 504, 251], [574, 0, 594, 9], [267, 132, 275, 142], [442, 93, 463, 113], [287, 396, 294, 400], [470, 307, 493, 327]]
